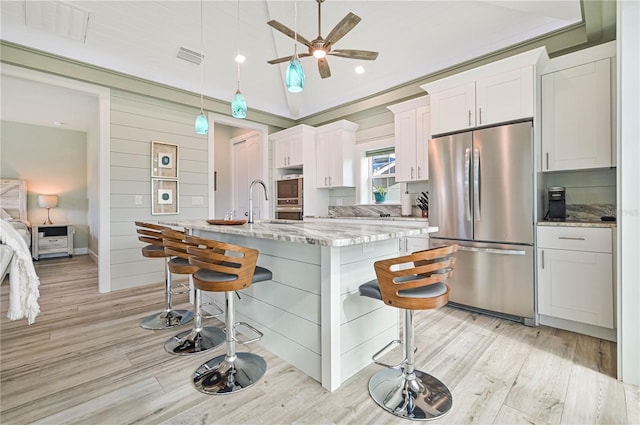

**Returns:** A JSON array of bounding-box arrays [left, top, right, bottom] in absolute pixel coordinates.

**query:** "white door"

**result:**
[[232, 132, 263, 220]]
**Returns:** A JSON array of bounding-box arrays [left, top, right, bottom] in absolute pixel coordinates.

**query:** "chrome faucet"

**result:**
[[248, 179, 268, 223]]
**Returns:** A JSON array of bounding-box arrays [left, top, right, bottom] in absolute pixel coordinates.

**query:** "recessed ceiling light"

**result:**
[[355, 66, 365, 75], [54, 121, 66, 126], [235, 54, 246, 64]]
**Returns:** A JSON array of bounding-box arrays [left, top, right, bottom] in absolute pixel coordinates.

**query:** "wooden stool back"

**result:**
[[374, 244, 458, 310], [185, 235, 259, 293], [135, 221, 171, 258], [161, 228, 199, 275]]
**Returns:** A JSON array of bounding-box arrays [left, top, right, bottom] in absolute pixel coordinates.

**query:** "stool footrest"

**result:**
[[170, 283, 190, 295], [372, 339, 406, 369], [201, 301, 223, 318], [232, 321, 263, 344]]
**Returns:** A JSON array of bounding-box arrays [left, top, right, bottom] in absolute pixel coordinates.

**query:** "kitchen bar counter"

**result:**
[[160, 218, 438, 392], [159, 218, 436, 246]]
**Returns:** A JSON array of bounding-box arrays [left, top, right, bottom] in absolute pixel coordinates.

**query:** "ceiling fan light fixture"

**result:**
[[231, 90, 247, 119], [313, 48, 327, 59], [286, 58, 305, 93]]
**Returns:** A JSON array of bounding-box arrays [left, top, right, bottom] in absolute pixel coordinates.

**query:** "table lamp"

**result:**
[[38, 194, 58, 224]]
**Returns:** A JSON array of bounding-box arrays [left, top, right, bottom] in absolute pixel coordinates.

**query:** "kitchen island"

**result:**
[[159, 219, 438, 391]]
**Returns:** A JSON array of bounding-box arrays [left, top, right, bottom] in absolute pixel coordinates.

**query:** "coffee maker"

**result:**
[[547, 186, 566, 221]]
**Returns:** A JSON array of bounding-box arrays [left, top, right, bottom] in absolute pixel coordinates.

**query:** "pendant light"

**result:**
[[194, 0, 208, 134], [286, 0, 304, 93], [231, 0, 247, 119]]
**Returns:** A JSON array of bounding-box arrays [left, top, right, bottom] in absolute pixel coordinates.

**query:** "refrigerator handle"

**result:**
[[458, 246, 526, 256], [464, 148, 471, 221], [473, 148, 481, 220]]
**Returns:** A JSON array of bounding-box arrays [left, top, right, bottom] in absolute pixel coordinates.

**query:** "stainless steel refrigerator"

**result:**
[[428, 120, 536, 325]]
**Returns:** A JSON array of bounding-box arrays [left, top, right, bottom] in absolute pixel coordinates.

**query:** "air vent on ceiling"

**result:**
[[176, 47, 203, 65], [25, 0, 90, 43]]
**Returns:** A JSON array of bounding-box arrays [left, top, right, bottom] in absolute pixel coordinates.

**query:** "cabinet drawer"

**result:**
[[537, 226, 611, 252], [40, 237, 68, 250]]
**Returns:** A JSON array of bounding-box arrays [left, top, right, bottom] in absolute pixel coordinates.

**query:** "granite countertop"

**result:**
[[537, 220, 616, 228], [159, 219, 438, 247], [305, 215, 429, 223]]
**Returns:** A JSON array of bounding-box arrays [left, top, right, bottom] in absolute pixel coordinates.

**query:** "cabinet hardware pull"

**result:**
[[324, 176, 327, 186], [411, 167, 414, 179], [546, 152, 549, 170], [468, 110, 472, 126], [479, 107, 482, 125], [417, 166, 421, 179], [541, 250, 545, 269], [558, 236, 586, 241], [328, 176, 332, 186]]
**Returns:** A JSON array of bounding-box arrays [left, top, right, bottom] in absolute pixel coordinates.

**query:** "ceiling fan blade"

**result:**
[[318, 57, 331, 79], [324, 13, 361, 48], [329, 49, 379, 61], [267, 53, 312, 65], [267, 55, 295, 65], [267, 20, 312, 47]]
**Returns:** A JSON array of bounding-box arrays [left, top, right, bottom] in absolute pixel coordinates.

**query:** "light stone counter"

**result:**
[[160, 218, 437, 247], [537, 220, 616, 228], [160, 218, 438, 392]]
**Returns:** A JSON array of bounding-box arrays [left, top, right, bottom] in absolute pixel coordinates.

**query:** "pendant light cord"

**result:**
[[199, 0, 204, 112], [236, 0, 241, 91], [293, 0, 298, 57]]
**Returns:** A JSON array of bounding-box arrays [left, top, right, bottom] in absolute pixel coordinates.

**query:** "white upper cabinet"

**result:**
[[422, 47, 548, 136], [541, 56, 613, 171], [316, 120, 359, 188], [428, 66, 534, 136], [271, 125, 315, 169], [388, 96, 430, 182]]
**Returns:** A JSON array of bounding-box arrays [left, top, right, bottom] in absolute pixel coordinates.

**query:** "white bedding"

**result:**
[[0, 219, 40, 324]]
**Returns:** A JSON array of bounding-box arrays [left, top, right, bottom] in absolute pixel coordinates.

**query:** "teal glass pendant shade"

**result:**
[[231, 90, 247, 119], [195, 112, 209, 134], [286, 58, 305, 93]]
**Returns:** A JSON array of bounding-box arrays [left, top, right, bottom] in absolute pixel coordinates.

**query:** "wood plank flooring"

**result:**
[[1, 255, 638, 424]]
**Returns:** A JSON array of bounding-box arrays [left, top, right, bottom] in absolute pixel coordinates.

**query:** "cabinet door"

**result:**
[[538, 248, 614, 328], [429, 82, 475, 136], [394, 109, 417, 182], [316, 132, 332, 187], [475, 66, 534, 127], [288, 133, 304, 167], [541, 58, 612, 171], [415, 105, 430, 181], [274, 137, 290, 168]]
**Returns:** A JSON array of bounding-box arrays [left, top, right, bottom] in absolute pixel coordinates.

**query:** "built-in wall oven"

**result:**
[[276, 176, 303, 220]]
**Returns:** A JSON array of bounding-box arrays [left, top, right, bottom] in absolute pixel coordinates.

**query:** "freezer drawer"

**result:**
[[430, 238, 535, 324]]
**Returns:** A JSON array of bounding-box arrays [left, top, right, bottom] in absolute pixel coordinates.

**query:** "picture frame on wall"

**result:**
[[151, 141, 178, 179], [151, 179, 178, 215]]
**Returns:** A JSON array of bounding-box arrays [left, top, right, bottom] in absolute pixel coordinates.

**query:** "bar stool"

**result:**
[[162, 228, 226, 355], [359, 244, 458, 421], [186, 235, 273, 395], [135, 221, 193, 330]]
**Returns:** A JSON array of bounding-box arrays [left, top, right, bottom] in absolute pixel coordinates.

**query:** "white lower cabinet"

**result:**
[[537, 226, 614, 330]]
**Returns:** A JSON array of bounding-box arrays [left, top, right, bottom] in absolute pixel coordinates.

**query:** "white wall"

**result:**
[[617, 0, 640, 387], [1, 121, 90, 252], [109, 91, 209, 290]]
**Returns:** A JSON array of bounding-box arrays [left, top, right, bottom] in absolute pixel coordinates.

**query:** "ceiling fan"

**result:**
[[267, 0, 379, 79]]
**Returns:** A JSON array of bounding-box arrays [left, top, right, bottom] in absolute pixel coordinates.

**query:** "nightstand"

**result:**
[[32, 224, 74, 260]]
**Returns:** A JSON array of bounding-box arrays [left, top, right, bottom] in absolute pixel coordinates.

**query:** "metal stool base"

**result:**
[[368, 367, 452, 421], [164, 327, 225, 355], [140, 309, 193, 330], [193, 352, 266, 395]]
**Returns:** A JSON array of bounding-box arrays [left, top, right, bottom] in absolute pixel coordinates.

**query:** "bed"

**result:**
[[1, 179, 40, 323]]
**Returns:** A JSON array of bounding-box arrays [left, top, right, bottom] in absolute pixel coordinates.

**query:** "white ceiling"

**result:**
[[1, 0, 582, 121]]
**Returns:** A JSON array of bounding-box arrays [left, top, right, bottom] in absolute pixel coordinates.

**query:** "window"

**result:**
[[367, 147, 400, 203]]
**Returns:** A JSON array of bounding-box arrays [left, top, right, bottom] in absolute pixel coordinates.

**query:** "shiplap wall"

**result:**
[[109, 91, 209, 290]]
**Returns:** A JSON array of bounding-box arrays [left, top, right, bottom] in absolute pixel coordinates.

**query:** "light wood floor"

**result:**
[[1, 255, 638, 425]]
